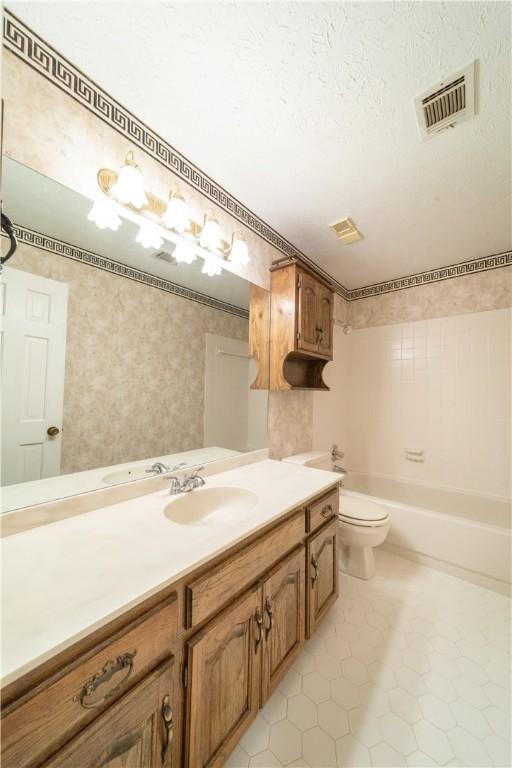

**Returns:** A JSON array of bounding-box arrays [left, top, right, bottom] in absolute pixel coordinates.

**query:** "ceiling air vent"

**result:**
[[153, 249, 176, 264], [415, 61, 476, 140], [329, 217, 363, 244]]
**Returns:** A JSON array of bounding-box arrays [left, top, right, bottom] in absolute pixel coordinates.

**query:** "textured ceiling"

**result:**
[[7, 1, 512, 289]]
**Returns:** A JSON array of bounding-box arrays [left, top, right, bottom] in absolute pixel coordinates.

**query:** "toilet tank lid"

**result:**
[[282, 451, 331, 467]]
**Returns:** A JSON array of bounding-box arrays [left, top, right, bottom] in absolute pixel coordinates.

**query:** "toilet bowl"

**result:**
[[338, 496, 390, 579], [282, 451, 391, 580]]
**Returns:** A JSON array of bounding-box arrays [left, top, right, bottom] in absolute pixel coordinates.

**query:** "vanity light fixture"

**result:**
[[87, 198, 121, 231], [110, 151, 148, 209], [136, 220, 164, 249], [228, 231, 250, 266], [163, 188, 189, 233], [173, 240, 197, 264], [199, 212, 222, 252], [90, 151, 251, 276], [202, 253, 223, 277]]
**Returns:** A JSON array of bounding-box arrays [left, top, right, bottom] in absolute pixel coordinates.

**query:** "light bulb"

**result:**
[[202, 253, 222, 277], [163, 192, 189, 233], [199, 214, 221, 251], [229, 233, 250, 266], [136, 220, 163, 249], [87, 198, 121, 231], [111, 152, 147, 209], [173, 241, 197, 264]]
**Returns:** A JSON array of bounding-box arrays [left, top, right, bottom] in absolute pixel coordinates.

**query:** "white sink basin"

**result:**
[[103, 467, 151, 485], [163, 487, 258, 526]]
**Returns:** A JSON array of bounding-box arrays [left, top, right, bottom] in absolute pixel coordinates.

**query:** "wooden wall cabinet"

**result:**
[[2, 486, 339, 768], [269, 260, 334, 391]]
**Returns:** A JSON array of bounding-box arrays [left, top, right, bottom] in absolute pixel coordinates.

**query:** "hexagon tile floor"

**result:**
[[226, 549, 511, 768]]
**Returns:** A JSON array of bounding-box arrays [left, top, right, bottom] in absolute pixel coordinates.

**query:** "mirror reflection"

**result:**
[[0, 158, 268, 512]]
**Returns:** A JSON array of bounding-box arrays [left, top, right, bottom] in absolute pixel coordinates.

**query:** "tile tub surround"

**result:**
[[0, 459, 339, 687], [314, 308, 511, 499], [229, 549, 511, 768], [12, 240, 249, 474]]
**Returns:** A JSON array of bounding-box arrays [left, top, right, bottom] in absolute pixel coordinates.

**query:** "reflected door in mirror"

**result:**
[[1, 267, 68, 485]]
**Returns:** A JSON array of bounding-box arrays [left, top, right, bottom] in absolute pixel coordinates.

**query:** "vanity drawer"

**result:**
[[186, 510, 304, 628], [306, 487, 339, 534], [1, 594, 179, 768]]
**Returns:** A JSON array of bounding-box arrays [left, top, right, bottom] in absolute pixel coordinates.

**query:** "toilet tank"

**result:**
[[282, 451, 333, 472]]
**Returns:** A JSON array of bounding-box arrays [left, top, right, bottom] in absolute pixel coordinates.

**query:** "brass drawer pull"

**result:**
[[254, 607, 263, 651], [264, 596, 273, 638], [311, 556, 319, 586], [161, 694, 173, 764], [73, 651, 136, 709], [321, 504, 333, 519]]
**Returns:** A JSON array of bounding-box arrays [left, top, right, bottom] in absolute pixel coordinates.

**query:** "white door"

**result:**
[[1, 267, 68, 486]]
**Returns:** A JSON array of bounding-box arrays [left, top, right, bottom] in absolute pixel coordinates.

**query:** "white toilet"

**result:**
[[282, 451, 391, 580]]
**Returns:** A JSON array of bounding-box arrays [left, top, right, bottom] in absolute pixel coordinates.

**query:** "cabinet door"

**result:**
[[43, 656, 178, 768], [318, 285, 334, 358], [307, 520, 338, 637], [186, 585, 262, 768], [297, 270, 320, 354], [261, 546, 305, 703]]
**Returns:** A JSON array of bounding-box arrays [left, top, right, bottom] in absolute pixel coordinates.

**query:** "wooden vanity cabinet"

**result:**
[[42, 656, 178, 768], [185, 585, 262, 768], [1, 485, 340, 768], [307, 519, 338, 637], [261, 546, 305, 703]]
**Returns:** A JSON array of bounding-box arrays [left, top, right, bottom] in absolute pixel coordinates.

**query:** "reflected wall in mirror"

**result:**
[[0, 157, 269, 512]]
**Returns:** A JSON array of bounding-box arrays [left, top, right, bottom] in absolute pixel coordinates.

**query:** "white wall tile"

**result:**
[[314, 307, 511, 498]]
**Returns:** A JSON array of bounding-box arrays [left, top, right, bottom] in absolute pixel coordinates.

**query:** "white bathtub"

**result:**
[[341, 473, 511, 595]]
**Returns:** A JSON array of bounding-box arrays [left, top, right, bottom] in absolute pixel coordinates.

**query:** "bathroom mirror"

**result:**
[[0, 157, 269, 512]]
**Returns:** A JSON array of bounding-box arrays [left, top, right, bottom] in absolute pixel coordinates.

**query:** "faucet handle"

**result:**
[[168, 476, 180, 495], [331, 444, 345, 461]]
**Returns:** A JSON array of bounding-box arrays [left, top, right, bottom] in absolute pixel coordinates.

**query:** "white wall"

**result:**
[[204, 334, 268, 452], [313, 308, 511, 499]]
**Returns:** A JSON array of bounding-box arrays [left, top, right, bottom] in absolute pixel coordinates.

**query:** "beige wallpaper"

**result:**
[[347, 266, 512, 329], [13, 241, 249, 473], [268, 391, 313, 460], [2, 47, 314, 466]]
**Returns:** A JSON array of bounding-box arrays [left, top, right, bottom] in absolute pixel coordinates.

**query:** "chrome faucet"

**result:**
[[146, 461, 186, 476], [331, 445, 348, 485], [169, 467, 206, 495], [146, 462, 170, 475]]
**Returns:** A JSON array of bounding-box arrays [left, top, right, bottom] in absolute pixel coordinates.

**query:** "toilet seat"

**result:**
[[339, 496, 389, 527]]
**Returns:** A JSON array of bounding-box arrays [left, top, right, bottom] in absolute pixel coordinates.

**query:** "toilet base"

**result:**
[[339, 543, 376, 579]]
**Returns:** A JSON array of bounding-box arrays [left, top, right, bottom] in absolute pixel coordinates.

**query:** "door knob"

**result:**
[[47, 426, 60, 437]]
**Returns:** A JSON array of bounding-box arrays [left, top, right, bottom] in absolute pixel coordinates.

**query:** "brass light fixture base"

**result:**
[[97, 169, 231, 255]]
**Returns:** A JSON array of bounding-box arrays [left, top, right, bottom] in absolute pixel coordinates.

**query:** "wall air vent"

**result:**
[[329, 217, 363, 244], [415, 61, 477, 140]]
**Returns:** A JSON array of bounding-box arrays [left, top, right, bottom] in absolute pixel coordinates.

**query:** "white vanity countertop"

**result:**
[[1, 459, 338, 688]]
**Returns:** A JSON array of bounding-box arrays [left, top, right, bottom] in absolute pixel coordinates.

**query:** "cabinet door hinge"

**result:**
[[297, 273, 302, 289], [181, 663, 188, 688], [296, 331, 301, 340]]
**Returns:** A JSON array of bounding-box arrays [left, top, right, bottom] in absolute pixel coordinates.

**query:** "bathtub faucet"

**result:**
[[331, 445, 347, 485]]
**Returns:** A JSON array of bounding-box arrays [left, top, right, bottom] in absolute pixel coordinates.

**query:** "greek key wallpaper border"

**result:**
[[3, 10, 511, 303], [2, 9, 348, 299], [2, 225, 250, 320], [348, 251, 512, 301]]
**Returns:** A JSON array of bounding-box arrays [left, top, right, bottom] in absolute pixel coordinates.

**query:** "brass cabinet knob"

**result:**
[[47, 426, 60, 437]]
